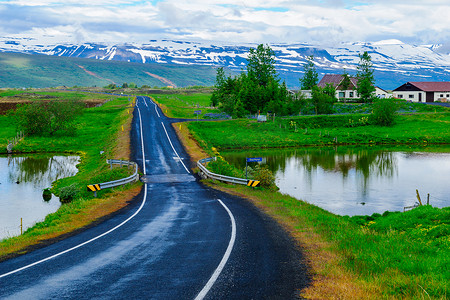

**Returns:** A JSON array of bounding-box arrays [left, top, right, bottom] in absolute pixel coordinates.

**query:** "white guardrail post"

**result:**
[[87, 159, 139, 197], [197, 157, 260, 187]]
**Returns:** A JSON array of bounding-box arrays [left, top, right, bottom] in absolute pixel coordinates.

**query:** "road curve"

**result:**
[[0, 96, 310, 299]]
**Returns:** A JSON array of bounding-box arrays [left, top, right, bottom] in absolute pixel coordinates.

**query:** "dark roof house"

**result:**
[[317, 74, 358, 89], [393, 82, 450, 102]]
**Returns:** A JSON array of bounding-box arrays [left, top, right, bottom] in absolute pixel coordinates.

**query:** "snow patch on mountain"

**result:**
[[1, 38, 450, 89]]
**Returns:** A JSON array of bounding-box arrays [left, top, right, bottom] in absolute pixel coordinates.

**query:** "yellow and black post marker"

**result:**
[[247, 180, 261, 188], [87, 184, 101, 197]]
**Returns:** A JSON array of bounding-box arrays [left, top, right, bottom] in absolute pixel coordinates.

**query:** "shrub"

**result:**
[[12, 99, 84, 136], [253, 164, 278, 191], [371, 98, 397, 126], [42, 188, 52, 201], [59, 184, 79, 203]]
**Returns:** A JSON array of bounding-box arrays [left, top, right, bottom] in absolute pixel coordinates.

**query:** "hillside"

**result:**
[[2, 38, 450, 89], [0, 52, 217, 88]]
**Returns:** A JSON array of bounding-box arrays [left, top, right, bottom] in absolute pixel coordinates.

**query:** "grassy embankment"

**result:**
[[0, 90, 142, 260], [168, 95, 450, 299], [150, 92, 222, 119]]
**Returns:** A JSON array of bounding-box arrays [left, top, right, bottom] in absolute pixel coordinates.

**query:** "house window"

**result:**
[[338, 92, 345, 98], [440, 94, 444, 97], [398, 94, 403, 99], [447, 94, 449, 98], [349, 91, 354, 97], [409, 94, 414, 99]]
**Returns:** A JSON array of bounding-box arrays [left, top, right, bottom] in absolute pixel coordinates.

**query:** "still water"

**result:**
[[0, 154, 80, 240], [223, 147, 450, 216]]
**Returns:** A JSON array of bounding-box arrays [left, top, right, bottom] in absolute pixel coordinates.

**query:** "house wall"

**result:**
[[375, 87, 390, 98], [434, 91, 450, 102], [394, 91, 450, 102], [393, 91, 425, 102], [336, 89, 358, 99]]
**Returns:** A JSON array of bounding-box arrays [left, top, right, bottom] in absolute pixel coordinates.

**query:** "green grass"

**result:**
[[0, 95, 133, 197], [187, 113, 450, 150], [151, 93, 222, 119]]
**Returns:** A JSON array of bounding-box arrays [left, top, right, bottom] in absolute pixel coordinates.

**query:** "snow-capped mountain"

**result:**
[[1, 37, 450, 89]]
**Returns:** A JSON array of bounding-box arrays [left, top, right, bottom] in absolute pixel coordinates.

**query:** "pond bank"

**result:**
[[175, 116, 450, 299], [0, 95, 142, 261]]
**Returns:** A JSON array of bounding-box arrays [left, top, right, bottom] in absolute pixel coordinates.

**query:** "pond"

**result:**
[[0, 154, 80, 240], [222, 146, 450, 216]]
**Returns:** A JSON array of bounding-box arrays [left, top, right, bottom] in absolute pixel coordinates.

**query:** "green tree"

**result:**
[[300, 55, 318, 90], [211, 67, 227, 107], [211, 44, 293, 117], [311, 84, 336, 114], [246, 44, 278, 88], [357, 51, 376, 103], [13, 100, 84, 136]]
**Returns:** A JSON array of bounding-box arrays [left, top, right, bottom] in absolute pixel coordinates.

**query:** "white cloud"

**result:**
[[0, 0, 449, 45]]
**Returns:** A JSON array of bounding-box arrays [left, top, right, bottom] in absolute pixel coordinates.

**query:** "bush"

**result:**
[[59, 184, 79, 203], [42, 188, 52, 201], [253, 164, 278, 191], [371, 98, 397, 126], [12, 100, 84, 136]]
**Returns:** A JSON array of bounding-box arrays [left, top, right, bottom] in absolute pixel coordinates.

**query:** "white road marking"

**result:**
[[160, 122, 190, 174], [0, 105, 149, 279], [154, 102, 160, 118], [194, 199, 236, 300]]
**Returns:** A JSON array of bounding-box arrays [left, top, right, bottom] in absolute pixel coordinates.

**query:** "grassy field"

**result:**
[[172, 97, 450, 299], [150, 93, 223, 119], [187, 113, 450, 150], [0, 92, 142, 259]]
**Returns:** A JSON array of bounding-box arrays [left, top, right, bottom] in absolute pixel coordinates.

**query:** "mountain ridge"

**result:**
[[1, 38, 450, 89]]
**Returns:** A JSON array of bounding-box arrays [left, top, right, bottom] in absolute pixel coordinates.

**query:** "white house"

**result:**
[[317, 74, 389, 100], [393, 82, 450, 102]]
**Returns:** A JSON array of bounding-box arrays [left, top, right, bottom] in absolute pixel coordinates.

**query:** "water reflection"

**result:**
[[223, 146, 450, 216], [0, 154, 79, 240], [7, 155, 79, 187]]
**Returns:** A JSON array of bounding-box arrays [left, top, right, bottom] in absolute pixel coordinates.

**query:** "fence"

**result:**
[[6, 131, 24, 153], [197, 157, 255, 186], [87, 159, 139, 196]]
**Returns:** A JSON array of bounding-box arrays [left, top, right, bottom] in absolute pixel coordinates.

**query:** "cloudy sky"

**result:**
[[1, 0, 450, 46]]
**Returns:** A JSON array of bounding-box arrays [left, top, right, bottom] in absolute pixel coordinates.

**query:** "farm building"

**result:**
[[393, 82, 450, 102]]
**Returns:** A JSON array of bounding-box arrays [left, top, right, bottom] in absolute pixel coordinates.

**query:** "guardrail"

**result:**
[[197, 157, 260, 187], [87, 159, 139, 196]]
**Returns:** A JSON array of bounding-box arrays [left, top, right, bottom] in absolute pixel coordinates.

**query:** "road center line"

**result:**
[[0, 103, 148, 279], [194, 199, 236, 300], [160, 122, 190, 174], [153, 101, 161, 118]]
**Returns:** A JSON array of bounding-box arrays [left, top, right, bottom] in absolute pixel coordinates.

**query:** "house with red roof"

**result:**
[[393, 82, 450, 102], [318, 74, 389, 100]]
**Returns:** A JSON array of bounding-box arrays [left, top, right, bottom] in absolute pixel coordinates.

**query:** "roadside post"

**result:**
[[194, 110, 201, 121]]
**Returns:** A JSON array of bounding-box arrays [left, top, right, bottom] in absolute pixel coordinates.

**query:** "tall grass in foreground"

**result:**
[[206, 182, 449, 299]]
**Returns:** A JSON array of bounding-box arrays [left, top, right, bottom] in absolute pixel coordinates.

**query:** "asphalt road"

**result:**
[[0, 96, 310, 299]]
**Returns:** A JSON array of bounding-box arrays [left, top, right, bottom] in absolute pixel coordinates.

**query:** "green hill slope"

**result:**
[[0, 52, 217, 88]]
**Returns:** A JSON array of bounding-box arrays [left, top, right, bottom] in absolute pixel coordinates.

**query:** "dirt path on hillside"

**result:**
[[77, 65, 117, 85], [143, 71, 177, 88]]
